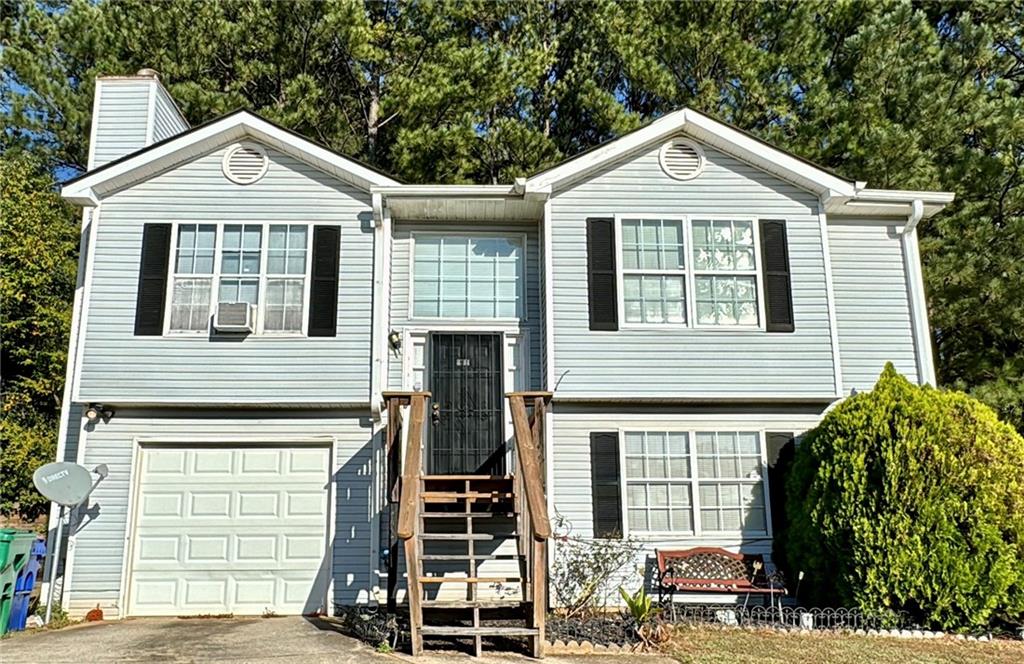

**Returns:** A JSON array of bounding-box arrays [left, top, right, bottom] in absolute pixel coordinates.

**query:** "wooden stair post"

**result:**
[[509, 391, 553, 658], [390, 391, 429, 656]]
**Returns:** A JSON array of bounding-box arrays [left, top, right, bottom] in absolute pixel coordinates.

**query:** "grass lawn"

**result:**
[[669, 627, 1024, 664]]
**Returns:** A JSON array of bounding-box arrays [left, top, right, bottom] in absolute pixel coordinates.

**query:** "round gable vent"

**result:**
[[659, 138, 705, 181], [222, 143, 269, 184]]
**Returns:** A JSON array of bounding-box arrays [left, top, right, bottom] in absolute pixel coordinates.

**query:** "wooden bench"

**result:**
[[655, 547, 786, 611]]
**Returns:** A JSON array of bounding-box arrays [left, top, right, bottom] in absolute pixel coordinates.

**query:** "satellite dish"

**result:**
[[33, 462, 94, 506]]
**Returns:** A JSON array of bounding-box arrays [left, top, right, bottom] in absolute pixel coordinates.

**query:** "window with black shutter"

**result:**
[[766, 431, 795, 559], [590, 431, 623, 538], [759, 220, 794, 332], [308, 225, 341, 337], [134, 223, 172, 335], [586, 217, 618, 331]]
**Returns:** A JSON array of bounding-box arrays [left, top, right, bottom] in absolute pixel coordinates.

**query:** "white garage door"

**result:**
[[127, 445, 330, 616]]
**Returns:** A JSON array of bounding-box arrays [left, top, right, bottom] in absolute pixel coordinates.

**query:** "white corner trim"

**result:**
[[818, 198, 844, 397], [901, 222, 937, 386], [144, 81, 156, 146], [86, 79, 102, 172], [71, 206, 100, 402], [370, 193, 387, 421], [543, 199, 555, 391]]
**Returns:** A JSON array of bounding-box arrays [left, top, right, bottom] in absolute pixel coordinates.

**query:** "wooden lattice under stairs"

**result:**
[[383, 391, 551, 658]]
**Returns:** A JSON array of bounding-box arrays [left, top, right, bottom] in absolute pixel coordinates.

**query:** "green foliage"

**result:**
[[0, 154, 78, 519], [618, 585, 658, 625], [3, 1, 1020, 432], [785, 364, 1024, 630]]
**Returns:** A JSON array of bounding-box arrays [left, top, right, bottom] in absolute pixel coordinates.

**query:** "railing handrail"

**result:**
[[507, 391, 552, 540], [391, 392, 429, 540]]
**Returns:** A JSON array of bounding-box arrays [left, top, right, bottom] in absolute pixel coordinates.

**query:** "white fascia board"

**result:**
[[826, 189, 955, 219], [62, 111, 398, 204], [525, 107, 858, 198], [371, 184, 521, 198]]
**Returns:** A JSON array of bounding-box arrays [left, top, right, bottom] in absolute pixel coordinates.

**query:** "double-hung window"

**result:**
[[169, 224, 216, 332], [622, 429, 768, 536], [166, 223, 310, 335], [620, 219, 687, 324], [691, 220, 759, 326], [616, 216, 763, 328], [412, 234, 524, 319]]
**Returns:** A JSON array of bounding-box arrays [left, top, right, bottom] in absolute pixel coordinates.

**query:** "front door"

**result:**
[[428, 333, 505, 475]]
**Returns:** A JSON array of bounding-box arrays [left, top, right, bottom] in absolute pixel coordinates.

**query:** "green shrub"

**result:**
[[784, 364, 1024, 630]]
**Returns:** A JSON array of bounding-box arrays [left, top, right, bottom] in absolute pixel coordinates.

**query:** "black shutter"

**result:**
[[760, 220, 794, 332], [590, 432, 622, 538], [308, 225, 341, 337], [586, 217, 618, 331], [766, 431, 795, 546], [133, 223, 172, 336]]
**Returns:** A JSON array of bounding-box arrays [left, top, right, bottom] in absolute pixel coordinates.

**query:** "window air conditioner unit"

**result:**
[[213, 302, 254, 332]]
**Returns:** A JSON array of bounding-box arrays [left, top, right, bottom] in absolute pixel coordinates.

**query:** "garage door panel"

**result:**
[[128, 445, 330, 616]]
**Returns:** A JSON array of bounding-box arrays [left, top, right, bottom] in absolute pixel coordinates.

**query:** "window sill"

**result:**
[[160, 331, 310, 339], [614, 323, 767, 333]]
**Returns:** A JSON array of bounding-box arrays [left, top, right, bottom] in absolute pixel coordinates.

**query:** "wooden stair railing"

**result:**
[[508, 390, 553, 658], [382, 390, 430, 654]]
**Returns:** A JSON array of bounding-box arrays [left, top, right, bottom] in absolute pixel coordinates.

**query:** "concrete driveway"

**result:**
[[0, 616, 388, 663], [0, 616, 671, 663]]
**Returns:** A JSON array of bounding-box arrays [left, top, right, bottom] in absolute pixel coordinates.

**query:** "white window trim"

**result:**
[[162, 221, 314, 338], [614, 214, 769, 332], [407, 230, 529, 325], [618, 427, 773, 540]]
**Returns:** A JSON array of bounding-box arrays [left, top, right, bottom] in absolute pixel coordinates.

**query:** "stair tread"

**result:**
[[421, 511, 516, 518], [420, 533, 517, 540], [422, 475, 512, 481], [421, 599, 524, 608], [418, 576, 521, 584], [420, 626, 538, 636], [421, 491, 514, 500], [420, 554, 523, 561]]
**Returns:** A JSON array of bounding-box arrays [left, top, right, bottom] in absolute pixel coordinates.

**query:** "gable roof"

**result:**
[[526, 107, 859, 198], [62, 109, 400, 205]]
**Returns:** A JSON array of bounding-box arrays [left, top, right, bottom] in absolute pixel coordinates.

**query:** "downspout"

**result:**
[[370, 193, 387, 421], [900, 200, 937, 386]]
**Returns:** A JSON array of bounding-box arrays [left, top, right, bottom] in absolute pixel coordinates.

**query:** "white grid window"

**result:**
[[413, 235, 523, 319], [165, 223, 312, 335], [695, 431, 766, 533], [264, 225, 307, 332], [168, 224, 216, 332], [219, 224, 262, 310], [624, 432, 692, 533], [621, 219, 686, 324], [623, 430, 768, 535], [691, 220, 759, 326]]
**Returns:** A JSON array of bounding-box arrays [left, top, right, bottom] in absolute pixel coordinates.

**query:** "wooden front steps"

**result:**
[[384, 391, 551, 658], [406, 475, 540, 657]]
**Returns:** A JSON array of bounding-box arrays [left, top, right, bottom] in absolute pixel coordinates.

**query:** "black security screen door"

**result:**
[[429, 333, 505, 475]]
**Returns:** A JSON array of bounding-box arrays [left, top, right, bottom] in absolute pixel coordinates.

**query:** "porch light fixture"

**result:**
[[388, 330, 402, 353], [84, 404, 114, 425]]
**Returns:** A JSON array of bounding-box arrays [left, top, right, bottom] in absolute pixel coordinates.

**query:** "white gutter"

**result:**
[[900, 200, 937, 386]]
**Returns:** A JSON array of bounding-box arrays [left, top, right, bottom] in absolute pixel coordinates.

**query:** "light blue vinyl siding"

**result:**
[[387, 222, 543, 391], [65, 409, 376, 616], [151, 83, 189, 142], [78, 143, 375, 405], [548, 140, 836, 397], [549, 405, 823, 603], [91, 81, 151, 167], [829, 221, 919, 391]]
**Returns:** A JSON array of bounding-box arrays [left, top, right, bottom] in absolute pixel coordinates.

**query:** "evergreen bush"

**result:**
[[784, 364, 1024, 630]]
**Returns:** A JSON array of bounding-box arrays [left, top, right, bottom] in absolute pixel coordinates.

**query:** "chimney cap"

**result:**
[[136, 68, 160, 78]]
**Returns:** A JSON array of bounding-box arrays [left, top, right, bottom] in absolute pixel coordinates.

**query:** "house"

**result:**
[[51, 70, 952, 650]]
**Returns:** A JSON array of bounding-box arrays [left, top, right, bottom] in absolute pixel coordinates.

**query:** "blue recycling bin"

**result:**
[[7, 538, 46, 632]]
